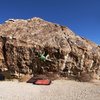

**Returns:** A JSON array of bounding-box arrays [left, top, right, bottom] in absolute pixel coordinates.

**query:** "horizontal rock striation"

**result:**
[[0, 17, 100, 81]]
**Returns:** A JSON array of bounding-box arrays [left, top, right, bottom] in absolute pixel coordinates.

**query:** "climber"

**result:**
[[33, 47, 52, 62], [38, 53, 46, 61], [39, 53, 51, 62], [37, 51, 52, 62]]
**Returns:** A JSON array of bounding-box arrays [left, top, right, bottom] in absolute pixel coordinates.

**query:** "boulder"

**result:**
[[0, 17, 99, 81]]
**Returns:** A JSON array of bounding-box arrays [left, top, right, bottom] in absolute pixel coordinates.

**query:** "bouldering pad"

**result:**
[[33, 79, 51, 85]]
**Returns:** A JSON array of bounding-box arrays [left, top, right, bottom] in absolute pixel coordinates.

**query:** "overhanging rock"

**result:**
[[0, 17, 100, 81]]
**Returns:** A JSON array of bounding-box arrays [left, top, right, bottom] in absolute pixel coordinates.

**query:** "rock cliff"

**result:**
[[0, 17, 100, 81]]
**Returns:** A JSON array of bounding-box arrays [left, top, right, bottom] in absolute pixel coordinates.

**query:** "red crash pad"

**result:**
[[33, 79, 51, 85]]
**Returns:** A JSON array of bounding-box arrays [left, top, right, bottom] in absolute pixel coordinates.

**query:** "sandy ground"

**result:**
[[0, 80, 100, 100]]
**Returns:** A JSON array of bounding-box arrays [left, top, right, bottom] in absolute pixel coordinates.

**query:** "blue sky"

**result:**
[[0, 0, 100, 44]]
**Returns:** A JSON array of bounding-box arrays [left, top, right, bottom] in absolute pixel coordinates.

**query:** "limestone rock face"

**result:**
[[0, 17, 100, 81]]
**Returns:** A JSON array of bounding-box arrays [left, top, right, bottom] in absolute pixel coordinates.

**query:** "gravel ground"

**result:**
[[0, 80, 100, 100]]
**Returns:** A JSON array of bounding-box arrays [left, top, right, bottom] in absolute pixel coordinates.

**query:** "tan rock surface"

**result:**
[[0, 17, 100, 81]]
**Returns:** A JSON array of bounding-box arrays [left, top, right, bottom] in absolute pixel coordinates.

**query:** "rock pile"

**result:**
[[0, 17, 100, 81]]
